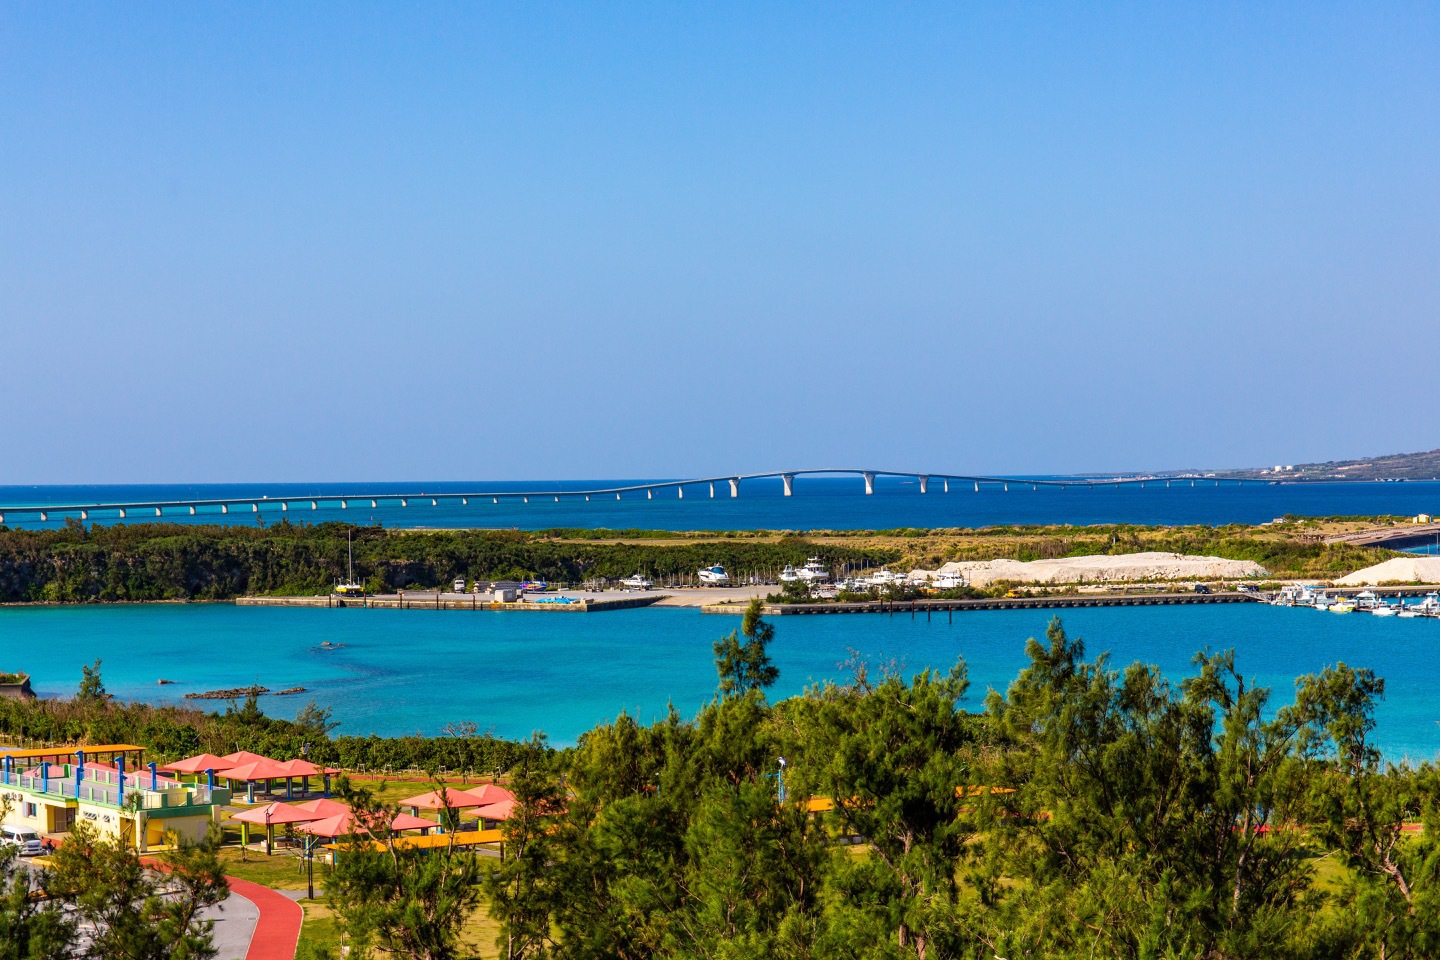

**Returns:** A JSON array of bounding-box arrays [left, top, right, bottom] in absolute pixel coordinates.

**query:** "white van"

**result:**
[[1, 825, 43, 857], [453, 578, 467, 593]]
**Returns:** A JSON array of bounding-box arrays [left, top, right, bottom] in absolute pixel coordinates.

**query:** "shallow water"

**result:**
[[2, 602, 1437, 758]]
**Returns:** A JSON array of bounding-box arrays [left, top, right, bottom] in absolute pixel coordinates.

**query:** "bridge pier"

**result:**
[[782, 474, 794, 496], [863, 472, 875, 495], [918, 475, 928, 494], [729, 478, 739, 497]]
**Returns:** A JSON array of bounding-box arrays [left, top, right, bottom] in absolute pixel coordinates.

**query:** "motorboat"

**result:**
[[934, 573, 967, 590], [797, 558, 831, 582], [620, 574, 653, 590], [1354, 590, 1380, 611], [698, 565, 730, 585], [1371, 603, 1397, 617], [779, 565, 801, 583], [1330, 600, 1356, 614], [867, 568, 901, 587], [1417, 593, 1440, 616], [1273, 584, 1321, 607]]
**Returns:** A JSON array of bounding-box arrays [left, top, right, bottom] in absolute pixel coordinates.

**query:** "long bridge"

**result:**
[[0, 469, 1284, 525]]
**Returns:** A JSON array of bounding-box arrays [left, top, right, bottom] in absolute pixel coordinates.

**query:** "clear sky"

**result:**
[[2, 3, 1437, 483]]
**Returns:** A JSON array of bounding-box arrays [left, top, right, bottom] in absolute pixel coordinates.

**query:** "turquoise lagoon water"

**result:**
[[2, 603, 1438, 758]]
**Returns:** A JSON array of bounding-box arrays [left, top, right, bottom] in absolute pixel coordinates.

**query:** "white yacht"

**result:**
[[797, 558, 830, 582], [1354, 590, 1380, 611], [334, 530, 365, 597], [1371, 603, 1397, 617], [620, 574, 653, 590], [867, 568, 901, 587], [934, 573, 967, 590], [698, 565, 730, 585], [779, 565, 801, 583]]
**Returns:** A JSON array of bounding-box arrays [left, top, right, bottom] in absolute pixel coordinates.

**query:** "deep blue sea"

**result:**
[[2, 603, 1438, 759], [2, 478, 1439, 530]]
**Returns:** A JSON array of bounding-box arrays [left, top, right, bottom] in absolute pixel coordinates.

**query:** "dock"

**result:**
[[236, 593, 668, 613], [703, 591, 1265, 615]]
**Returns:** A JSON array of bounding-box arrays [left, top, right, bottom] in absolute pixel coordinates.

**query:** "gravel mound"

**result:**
[[917, 551, 1268, 587], [1334, 556, 1440, 586]]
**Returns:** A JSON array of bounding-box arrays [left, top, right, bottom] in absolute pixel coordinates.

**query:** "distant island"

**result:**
[[1223, 447, 1440, 481]]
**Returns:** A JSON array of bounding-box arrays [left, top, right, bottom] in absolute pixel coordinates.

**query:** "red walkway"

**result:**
[[225, 875, 303, 960]]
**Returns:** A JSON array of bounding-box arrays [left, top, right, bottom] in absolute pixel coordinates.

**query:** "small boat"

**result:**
[[698, 565, 730, 585], [1371, 603, 1397, 617], [934, 573, 967, 590], [1354, 590, 1380, 611], [334, 530, 365, 596], [1330, 600, 1356, 614], [1398, 605, 1422, 618], [620, 574, 653, 590]]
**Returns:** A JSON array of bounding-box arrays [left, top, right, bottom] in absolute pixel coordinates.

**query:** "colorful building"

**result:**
[[0, 744, 230, 851]]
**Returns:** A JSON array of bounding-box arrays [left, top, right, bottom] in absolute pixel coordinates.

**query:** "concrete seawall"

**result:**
[[236, 593, 668, 613], [702, 592, 1265, 615]]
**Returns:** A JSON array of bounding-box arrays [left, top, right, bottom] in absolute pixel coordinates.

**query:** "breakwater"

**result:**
[[704, 590, 1264, 615], [236, 593, 667, 613]]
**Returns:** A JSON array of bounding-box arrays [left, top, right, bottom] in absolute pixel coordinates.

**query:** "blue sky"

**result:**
[[2, 3, 1437, 482]]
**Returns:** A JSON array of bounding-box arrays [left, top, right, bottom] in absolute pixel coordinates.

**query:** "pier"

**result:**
[[236, 593, 668, 612], [703, 591, 1266, 615]]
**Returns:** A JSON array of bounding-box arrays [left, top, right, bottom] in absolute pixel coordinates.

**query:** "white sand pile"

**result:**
[[916, 552, 1267, 587], [1335, 556, 1440, 586]]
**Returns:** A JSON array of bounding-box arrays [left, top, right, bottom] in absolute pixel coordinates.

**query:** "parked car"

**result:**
[[1193, 584, 1212, 595], [1, 825, 43, 857]]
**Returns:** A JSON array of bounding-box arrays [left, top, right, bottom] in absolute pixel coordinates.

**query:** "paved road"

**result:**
[[205, 889, 260, 960]]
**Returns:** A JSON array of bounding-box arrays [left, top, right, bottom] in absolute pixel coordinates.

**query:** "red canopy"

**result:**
[[473, 799, 517, 821], [293, 798, 351, 817], [220, 751, 276, 767], [400, 788, 486, 810], [298, 810, 435, 839], [219, 759, 294, 782], [160, 753, 231, 774], [229, 802, 322, 826], [461, 783, 515, 806], [276, 759, 322, 777]]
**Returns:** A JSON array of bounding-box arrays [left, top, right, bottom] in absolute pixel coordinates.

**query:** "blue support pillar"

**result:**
[[3, 755, 10, 785], [117, 755, 125, 807], [149, 762, 158, 790], [323, 773, 331, 798], [40, 762, 49, 793], [206, 768, 215, 790]]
